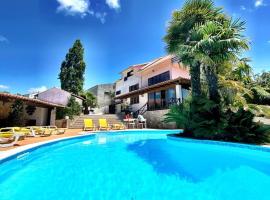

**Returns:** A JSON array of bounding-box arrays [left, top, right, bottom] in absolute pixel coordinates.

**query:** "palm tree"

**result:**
[[164, 0, 222, 98], [231, 58, 252, 85], [81, 91, 97, 114], [184, 18, 249, 103]]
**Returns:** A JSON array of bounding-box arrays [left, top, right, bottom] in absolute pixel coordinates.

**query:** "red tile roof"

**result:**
[[0, 92, 65, 108]]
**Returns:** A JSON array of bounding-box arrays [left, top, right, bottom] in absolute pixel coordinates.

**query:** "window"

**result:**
[[171, 56, 180, 63], [148, 88, 176, 110], [127, 70, 134, 77], [116, 90, 121, 95], [129, 83, 139, 92], [130, 96, 139, 105], [148, 71, 170, 86], [124, 77, 128, 81]]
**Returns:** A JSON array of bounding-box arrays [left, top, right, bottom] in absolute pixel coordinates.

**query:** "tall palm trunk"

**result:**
[[204, 65, 220, 103], [190, 61, 202, 97]]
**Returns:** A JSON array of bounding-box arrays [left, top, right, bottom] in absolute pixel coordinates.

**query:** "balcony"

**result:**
[[147, 97, 182, 111]]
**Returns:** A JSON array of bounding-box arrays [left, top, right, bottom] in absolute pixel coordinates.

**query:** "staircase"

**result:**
[[133, 103, 148, 118], [68, 114, 124, 129]]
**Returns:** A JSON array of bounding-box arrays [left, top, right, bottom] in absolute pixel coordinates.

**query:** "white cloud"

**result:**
[[268, 40, 270, 44], [28, 86, 47, 94], [240, 5, 246, 10], [0, 85, 9, 89], [56, 0, 90, 17], [0, 35, 8, 43], [56, 0, 107, 23], [106, 0, 120, 10], [255, 0, 264, 7], [95, 12, 107, 24]]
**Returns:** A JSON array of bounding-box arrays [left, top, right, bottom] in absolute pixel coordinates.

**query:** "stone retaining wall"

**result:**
[[144, 109, 176, 129]]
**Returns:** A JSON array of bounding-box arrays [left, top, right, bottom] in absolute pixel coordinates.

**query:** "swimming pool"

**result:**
[[0, 130, 270, 200]]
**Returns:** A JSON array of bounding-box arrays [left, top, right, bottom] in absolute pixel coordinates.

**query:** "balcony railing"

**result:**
[[147, 98, 182, 111]]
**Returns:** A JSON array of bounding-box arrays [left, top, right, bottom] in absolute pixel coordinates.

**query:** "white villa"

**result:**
[[114, 55, 191, 128]]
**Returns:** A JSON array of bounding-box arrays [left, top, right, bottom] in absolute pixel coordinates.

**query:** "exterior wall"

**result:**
[[115, 70, 141, 96], [88, 84, 115, 114], [171, 62, 190, 80], [38, 88, 71, 106], [0, 100, 58, 126], [141, 64, 172, 88], [37, 87, 83, 107], [50, 108, 56, 126], [141, 57, 190, 88], [144, 109, 177, 129], [0, 101, 12, 119], [55, 119, 68, 128], [129, 93, 148, 113], [24, 106, 48, 126], [114, 55, 190, 115], [115, 104, 122, 113]]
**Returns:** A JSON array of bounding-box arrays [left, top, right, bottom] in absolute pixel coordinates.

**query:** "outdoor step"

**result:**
[[68, 114, 124, 129]]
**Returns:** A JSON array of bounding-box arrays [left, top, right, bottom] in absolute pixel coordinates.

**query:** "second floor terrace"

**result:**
[[115, 55, 190, 99]]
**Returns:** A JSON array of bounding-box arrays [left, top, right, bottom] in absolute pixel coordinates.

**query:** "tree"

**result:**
[[231, 58, 252, 85], [81, 91, 97, 114], [164, 0, 222, 98], [56, 97, 81, 120], [254, 71, 270, 89], [163, 0, 270, 144], [8, 100, 24, 126], [191, 19, 249, 103], [59, 40, 86, 95]]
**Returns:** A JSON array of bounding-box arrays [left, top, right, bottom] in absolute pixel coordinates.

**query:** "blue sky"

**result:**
[[0, 0, 269, 94]]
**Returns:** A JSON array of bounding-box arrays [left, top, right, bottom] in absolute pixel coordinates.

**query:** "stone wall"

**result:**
[[144, 109, 176, 129], [0, 101, 11, 119], [55, 119, 68, 128]]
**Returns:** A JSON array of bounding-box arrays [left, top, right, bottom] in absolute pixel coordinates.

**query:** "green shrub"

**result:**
[[248, 104, 270, 118], [56, 97, 81, 120], [222, 108, 270, 144], [248, 86, 270, 105], [164, 97, 270, 144], [7, 100, 25, 126]]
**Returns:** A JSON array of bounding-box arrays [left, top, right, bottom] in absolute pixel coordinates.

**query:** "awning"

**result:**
[[114, 77, 190, 99], [0, 93, 65, 108]]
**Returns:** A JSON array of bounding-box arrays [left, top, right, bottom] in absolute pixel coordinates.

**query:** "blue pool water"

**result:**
[[0, 130, 270, 200]]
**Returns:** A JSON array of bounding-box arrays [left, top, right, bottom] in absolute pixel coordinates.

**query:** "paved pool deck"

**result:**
[[0, 129, 84, 151]]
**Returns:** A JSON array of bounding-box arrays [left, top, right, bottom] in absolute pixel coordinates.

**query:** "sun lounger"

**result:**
[[27, 126, 52, 137], [99, 119, 110, 130], [84, 119, 96, 131], [43, 126, 67, 135], [111, 123, 126, 130], [0, 129, 23, 148]]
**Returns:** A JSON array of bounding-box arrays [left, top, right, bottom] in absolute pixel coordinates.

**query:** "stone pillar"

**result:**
[[175, 84, 182, 103], [50, 107, 56, 126]]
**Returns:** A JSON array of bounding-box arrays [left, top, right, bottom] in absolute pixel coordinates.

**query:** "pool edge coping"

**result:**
[[0, 132, 97, 163], [0, 129, 182, 163], [167, 135, 270, 152]]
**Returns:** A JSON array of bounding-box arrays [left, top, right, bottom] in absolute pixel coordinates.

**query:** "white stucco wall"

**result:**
[[129, 93, 148, 113], [24, 106, 48, 126], [115, 72, 141, 97], [37, 87, 83, 107], [141, 57, 190, 88]]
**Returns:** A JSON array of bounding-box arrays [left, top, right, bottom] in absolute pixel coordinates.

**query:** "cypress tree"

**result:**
[[59, 40, 86, 95]]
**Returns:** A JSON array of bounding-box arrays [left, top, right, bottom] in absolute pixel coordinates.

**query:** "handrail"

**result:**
[[133, 103, 147, 117]]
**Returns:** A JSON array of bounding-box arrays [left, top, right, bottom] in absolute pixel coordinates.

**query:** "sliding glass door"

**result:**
[[147, 87, 176, 110]]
